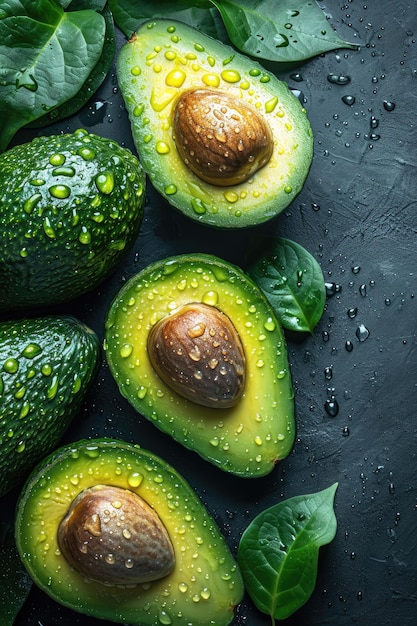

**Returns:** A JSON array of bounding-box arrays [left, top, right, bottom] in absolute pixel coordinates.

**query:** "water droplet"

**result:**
[[324, 366, 333, 380], [3, 358, 19, 374], [95, 171, 115, 195], [77, 146, 96, 161], [79, 99, 107, 126], [221, 69, 241, 83], [46, 375, 59, 400], [356, 323, 370, 342], [43, 217, 56, 239], [347, 307, 358, 319], [327, 73, 351, 85], [127, 472, 143, 488], [290, 72, 303, 82], [79, 227, 91, 245], [16, 440, 26, 453], [342, 426, 350, 437], [342, 94, 356, 105], [23, 192, 42, 214], [120, 344, 133, 358], [324, 397, 339, 417], [49, 184, 71, 199], [383, 100, 395, 111]]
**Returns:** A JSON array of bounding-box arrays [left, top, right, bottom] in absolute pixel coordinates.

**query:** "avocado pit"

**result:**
[[58, 484, 175, 585], [147, 302, 246, 408], [172, 89, 273, 186]]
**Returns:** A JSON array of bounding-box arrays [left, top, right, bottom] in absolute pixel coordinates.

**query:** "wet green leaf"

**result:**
[[0, 523, 32, 626], [209, 0, 358, 62], [238, 483, 338, 622], [248, 237, 326, 333], [109, 0, 215, 38], [27, 1, 116, 129], [0, 0, 106, 152]]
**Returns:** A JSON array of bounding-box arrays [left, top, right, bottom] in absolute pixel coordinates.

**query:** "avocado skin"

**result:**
[[15, 438, 244, 626], [0, 315, 100, 497], [0, 129, 145, 311], [117, 19, 313, 228], [105, 253, 296, 477]]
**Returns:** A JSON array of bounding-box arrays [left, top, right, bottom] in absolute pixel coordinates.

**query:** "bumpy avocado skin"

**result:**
[[104, 253, 295, 477], [0, 129, 145, 310], [15, 438, 244, 626], [117, 19, 313, 228], [0, 315, 100, 497]]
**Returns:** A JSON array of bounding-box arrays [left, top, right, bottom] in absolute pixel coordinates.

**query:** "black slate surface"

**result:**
[[4, 1, 417, 625]]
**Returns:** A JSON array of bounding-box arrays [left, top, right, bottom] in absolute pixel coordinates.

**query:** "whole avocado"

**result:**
[[0, 315, 100, 497], [0, 129, 145, 310]]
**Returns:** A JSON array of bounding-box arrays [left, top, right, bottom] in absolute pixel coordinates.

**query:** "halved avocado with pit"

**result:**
[[15, 438, 244, 626], [104, 253, 295, 477], [117, 19, 313, 228]]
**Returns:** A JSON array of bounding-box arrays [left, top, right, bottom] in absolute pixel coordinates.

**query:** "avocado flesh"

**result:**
[[104, 253, 295, 477], [15, 438, 244, 626], [117, 19, 313, 228]]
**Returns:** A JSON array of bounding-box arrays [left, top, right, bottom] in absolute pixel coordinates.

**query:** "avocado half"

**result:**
[[117, 19, 313, 228], [15, 438, 244, 626], [104, 253, 296, 477]]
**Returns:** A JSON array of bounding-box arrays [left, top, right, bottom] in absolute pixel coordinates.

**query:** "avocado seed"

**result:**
[[58, 484, 175, 585], [147, 302, 246, 408], [172, 88, 273, 186]]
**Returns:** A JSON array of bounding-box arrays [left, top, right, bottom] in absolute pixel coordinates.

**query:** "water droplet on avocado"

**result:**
[[3, 358, 19, 374], [21, 343, 42, 359], [78, 227, 91, 245], [23, 193, 42, 214], [77, 146, 96, 161], [49, 184, 71, 199], [95, 171, 115, 195]]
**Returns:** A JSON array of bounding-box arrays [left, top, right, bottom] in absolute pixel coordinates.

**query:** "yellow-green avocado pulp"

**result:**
[[15, 438, 244, 626], [117, 19, 313, 228], [104, 253, 296, 477]]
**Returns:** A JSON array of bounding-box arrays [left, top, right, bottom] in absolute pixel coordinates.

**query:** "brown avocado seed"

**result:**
[[58, 484, 175, 585], [172, 88, 273, 186], [147, 302, 246, 408]]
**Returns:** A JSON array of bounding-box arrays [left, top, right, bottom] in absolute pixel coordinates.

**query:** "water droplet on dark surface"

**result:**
[[324, 397, 339, 417], [327, 73, 351, 85], [342, 94, 356, 105], [383, 100, 396, 111], [79, 99, 108, 127], [356, 323, 370, 342]]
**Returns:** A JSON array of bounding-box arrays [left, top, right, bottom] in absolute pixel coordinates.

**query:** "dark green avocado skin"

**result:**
[[0, 315, 100, 497], [0, 129, 146, 311]]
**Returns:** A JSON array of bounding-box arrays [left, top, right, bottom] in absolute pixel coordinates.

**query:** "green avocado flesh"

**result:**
[[104, 253, 295, 477], [15, 438, 244, 626], [117, 19, 313, 229], [0, 129, 145, 311], [0, 315, 99, 497]]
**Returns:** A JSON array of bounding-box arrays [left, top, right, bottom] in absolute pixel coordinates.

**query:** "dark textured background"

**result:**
[[6, 1, 417, 624]]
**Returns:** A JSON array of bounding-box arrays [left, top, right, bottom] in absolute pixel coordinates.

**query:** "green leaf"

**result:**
[[0, 522, 32, 626], [109, 0, 214, 38], [247, 237, 326, 333], [27, 1, 116, 129], [238, 483, 338, 622], [0, 0, 106, 152], [209, 0, 358, 62]]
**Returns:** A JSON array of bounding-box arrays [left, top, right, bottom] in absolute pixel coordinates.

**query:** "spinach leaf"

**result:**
[[0, 522, 32, 626], [0, 0, 106, 152], [238, 483, 338, 622], [247, 237, 326, 333], [108, 0, 214, 38], [209, 0, 357, 62], [27, 1, 116, 129]]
